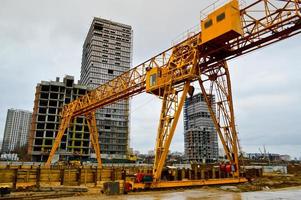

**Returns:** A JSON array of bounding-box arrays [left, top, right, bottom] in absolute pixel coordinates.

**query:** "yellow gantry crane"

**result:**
[[44, 0, 301, 187]]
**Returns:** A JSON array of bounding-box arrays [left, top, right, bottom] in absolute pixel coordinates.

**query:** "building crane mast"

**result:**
[[44, 0, 300, 185]]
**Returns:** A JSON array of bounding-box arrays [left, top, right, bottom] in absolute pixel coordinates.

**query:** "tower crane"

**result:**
[[44, 0, 300, 188]]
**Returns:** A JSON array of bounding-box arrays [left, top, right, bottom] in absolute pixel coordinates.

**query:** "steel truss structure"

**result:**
[[45, 0, 300, 186]]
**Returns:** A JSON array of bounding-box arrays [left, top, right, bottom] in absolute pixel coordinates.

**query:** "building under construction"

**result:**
[[28, 76, 91, 162], [184, 93, 218, 163]]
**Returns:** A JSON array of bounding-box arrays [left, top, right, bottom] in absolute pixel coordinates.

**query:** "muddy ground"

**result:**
[[45, 186, 301, 200], [4, 174, 301, 200]]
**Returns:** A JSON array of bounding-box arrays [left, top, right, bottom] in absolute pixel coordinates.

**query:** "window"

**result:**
[[35, 139, 43, 145], [36, 131, 43, 138], [45, 139, 52, 145], [76, 125, 82, 131], [150, 74, 156, 87], [49, 100, 57, 107], [46, 123, 55, 129], [216, 12, 225, 22], [108, 69, 114, 74], [40, 93, 48, 99], [94, 23, 103, 31], [39, 107, 46, 113], [50, 93, 58, 99], [66, 79, 73, 87], [61, 143, 66, 149], [204, 19, 213, 29], [51, 86, 59, 92], [77, 118, 84, 123], [46, 131, 53, 137], [48, 115, 55, 121]]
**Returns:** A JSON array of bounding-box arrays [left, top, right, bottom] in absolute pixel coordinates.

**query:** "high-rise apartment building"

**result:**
[[1, 109, 32, 153], [183, 93, 218, 163], [28, 76, 91, 162], [80, 17, 132, 159]]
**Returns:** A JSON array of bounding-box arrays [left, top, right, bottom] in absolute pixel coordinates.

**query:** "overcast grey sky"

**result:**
[[0, 0, 300, 158]]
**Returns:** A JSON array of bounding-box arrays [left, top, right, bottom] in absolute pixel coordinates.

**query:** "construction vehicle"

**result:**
[[43, 0, 301, 191]]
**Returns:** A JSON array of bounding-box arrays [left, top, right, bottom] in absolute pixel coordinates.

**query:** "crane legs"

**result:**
[[45, 108, 102, 168], [45, 113, 73, 167], [153, 81, 191, 181], [85, 112, 102, 169], [198, 61, 240, 177]]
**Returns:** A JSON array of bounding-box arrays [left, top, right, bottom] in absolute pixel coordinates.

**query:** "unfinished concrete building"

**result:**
[[28, 76, 92, 162], [183, 93, 218, 163], [80, 17, 132, 159], [1, 109, 32, 153]]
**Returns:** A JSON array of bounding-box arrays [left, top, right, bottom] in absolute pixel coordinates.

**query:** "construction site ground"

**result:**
[[47, 185, 301, 200], [3, 173, 301, 200]]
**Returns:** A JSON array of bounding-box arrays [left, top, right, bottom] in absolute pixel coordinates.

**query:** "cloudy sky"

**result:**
[[0, 0, 300, 158]]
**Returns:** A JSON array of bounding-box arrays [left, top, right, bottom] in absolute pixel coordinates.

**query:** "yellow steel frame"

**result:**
[[132, 177, 247, 190], [152, 38, 200, 180], [198, 61, 239, 177], [85, 112, 102, 168], [153, 81, 191, 181], [45, 108, 102, 168], [42, 0, 301, 188]]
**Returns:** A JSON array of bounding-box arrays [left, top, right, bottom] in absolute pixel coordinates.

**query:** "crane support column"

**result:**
[[153, 81, 191, 181], [45, 104, 76, 167], [85, 112, 102, 169], [198, 61, 239, 177]]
